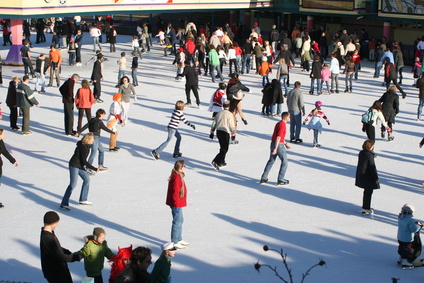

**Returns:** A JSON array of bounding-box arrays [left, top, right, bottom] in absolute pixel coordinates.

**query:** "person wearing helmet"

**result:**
[[397, 204, 423, 269], [302, 101, 330, 148]]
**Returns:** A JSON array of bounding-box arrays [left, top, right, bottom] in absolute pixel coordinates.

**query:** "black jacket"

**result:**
[[355, 150, 380, 190], [6, 81, 17, 108], [59, 78, 76, 104], [69, 141, 96, 170], [379, 90, 399, 123], [40, 228, 78, 283], [91, 60, 103, 81], [273, 49, 295, 66], [115, 262, 150, 283], [178, 65, 198, 86], [311, 60, 322, 79], [0, 139, 16, 169], [80, 117, 114, 137], [226, 80, 250, 100]]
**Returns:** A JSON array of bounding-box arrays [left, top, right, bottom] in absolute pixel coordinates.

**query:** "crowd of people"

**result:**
[[0, 15, 423, 281]]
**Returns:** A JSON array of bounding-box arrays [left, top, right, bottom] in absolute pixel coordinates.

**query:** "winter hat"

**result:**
[[113, 93, 122, 101], [315, 101, 323, 107], [233, 90, 245, 100], [43, 211, 60, 225], [120, 52, 126, 57], [162, 242, 177, 251], [402, 204, 415, 214], [178, 47, 184, 52], [228, 73, 239, 79], [93, 227, 106, 240]]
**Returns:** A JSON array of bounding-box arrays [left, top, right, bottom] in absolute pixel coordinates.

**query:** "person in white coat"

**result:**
[[107, 93, 125, 152]]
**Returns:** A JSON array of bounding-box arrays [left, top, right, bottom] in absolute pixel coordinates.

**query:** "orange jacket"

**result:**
[[75, 88, 95, 108], [258, 61, 273, 76]]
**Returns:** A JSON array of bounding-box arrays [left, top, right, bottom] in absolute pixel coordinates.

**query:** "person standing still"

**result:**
[[59, 74, 80, 136], [48, 45, 62, 87], [16, 75, 41, 135], [91, 54, 104, 103], [286, 81, 305, 143], [260, 112, 291, 186], [166, 160, 190, 249], [20, 40, 35, 78]]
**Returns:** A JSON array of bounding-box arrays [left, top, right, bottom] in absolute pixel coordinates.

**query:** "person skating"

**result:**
[[91, 54, 104, 103], [302, 101, 330, 148], [397, 204, 423, 269], [286, 81, 305, 143], [150, 242, 177, 282], [210, 100, 236, 170], [115, 246, 152, 283], [78, 109, 115, 172], [0, 128, 18, 208], [260, 112, 291, 186], [151, 101, 196, 160], [177, 61, 200, 108], [378, 85, 399, 141], [16, 75, 41, 135]]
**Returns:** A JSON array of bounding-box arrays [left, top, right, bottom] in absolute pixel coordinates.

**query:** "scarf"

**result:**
[[173, 169, 185, 198]]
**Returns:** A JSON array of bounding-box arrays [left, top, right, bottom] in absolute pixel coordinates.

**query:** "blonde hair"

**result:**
[[168, 160, 185, 180], [81, 133, 94, 144], [388, 85, 398, 92]]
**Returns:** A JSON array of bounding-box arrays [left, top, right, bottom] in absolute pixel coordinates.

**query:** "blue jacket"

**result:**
[[397, 214, 421, 242]]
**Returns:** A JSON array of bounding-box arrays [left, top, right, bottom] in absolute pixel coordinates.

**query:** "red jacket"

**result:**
[[166, 172, 187, 208], [185, 40, 196, 55], [75, 88, 95, 108]]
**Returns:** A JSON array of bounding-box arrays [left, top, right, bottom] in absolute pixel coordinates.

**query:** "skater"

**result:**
[[48, 45, 62, 87], [77, 227, 115, 283], [309, 55, 322, 95], [131, 51, 139, 87], [118, 76, 137, 125], [177, 61, 200, 107], [6, 76, 20, 131], [208, 83, 227, 119], [343, 55, 355, 93], [166, 160, 190, 249], [329, 53, 340, 93], [384, 57, 406, 98], [115, 246, 152, 283], [229, 90, 248, 144], [302, 101, 330, 147], [79, 109, 115, 171], [416, 73, 424, 120], [109, 245, 132, 283], [34, 53, 48, 93], [355, 139, 379, 215], [116, 52, 127, 87], [40, 211, 80, 283], [361, 100, 390, 142], [210, 100, 236, 170], [16, 75, 41, 135], [60, 133, 99, 210], [107, 93, 125, 152], [151, 100, 196, 160], [20, 40, 35, 77], [91, 54, 104, 103], [397, 204, 423, 269], [150, 242, 177, 282], [75, 79, 95, 132], [0, 128, 18, 208], [258, 56, 273, 86], [59, 73, 80, 136], [260, 112, 291, 186], [379, 85, 399, 141], [287, 81, 305, 143]]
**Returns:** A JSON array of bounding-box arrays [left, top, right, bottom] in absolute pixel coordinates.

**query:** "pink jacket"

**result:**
[[321, 68, 331, 82], [75, 88, 95, 108]]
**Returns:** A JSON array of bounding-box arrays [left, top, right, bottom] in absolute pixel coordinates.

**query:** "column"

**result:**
[[307, 16, 314, 33], [5, 18, 24, 65], [383, 21, 391, 42]]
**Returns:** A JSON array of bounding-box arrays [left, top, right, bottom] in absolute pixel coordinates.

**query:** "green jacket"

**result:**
[[209, 49, 219, 66], [77, 237, 115, 277], [150, 254, 171, 283]]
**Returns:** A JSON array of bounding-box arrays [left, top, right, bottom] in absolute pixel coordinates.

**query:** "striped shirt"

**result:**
[[168, 109, 192, 130]]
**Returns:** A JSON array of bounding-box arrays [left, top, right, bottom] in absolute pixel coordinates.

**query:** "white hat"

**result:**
[[233, 90, 245, 100], [162, 242, 177, 251], [402, 203, 415, 214]]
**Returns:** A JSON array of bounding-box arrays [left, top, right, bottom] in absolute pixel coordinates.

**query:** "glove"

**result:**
[[209, 133, 214, 139], [303, 122, 306, 125], [242, 118, 248, 125], [386, 127, 392, 133], [171, 207, 180, 214], [71, 253, 82, 262], [231, 135, 236, 141], [289, 65, 293, 69], [327, 122, 330, 126], [191, 124, 196, 130]]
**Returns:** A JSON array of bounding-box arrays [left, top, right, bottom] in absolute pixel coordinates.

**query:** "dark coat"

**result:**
[[115, 262, 150, 283], [179, 65, 198, 86], [0, 139, 16, 169], [59, 78, 76, 104], [379, 90, 399, 123], [355, 150, 380, 190], [91, 60, 103, 81], [311, 60, 322, 79], [384, 62, 397, 80], [416, 77, 424, 99], [270, 79, 284, 104], [69, 141, 96, 170], [226, 80, 250, 100], [261, 83, 273, 106], [40, 228, 76, 283], [6, 81, 17, 108], [273, 49, 294, 66]]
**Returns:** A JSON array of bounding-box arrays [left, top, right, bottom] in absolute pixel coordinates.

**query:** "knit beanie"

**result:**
[[113, 93, 122, 101], [93, 227, 106, 241], [43, 211, 60, 225], [402, 204, 415, 214]]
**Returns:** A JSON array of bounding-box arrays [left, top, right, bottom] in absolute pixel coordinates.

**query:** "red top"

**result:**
[[234, 46, 243, 56], [166, 172, 187, 208], [352, 54, 361, 64], [75, 88, 95, 108], [271, 121, 287, 143], [185, 40, 196, 55]]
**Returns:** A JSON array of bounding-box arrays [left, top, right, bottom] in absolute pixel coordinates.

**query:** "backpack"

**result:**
[[361, 109, 375, 125]]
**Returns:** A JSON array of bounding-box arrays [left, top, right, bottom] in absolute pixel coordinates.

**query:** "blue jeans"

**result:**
[[321, 80, 330, 93], [156, 128, 181, 155], [132, 68, 138, 85], [88, 136, 104, 166], [61, 165, 90, 206], [313, 129, 319, 145], [210, 65, 224, 82], [117, 70, 126, 84], [374, 61, 382, 77], [260, 142, 288, 182], [418, 99, 424, 119], [289, 110, 302, 140], [271, 104, 283, 115], [279, 75, 288, 95], [171, 207, 183, 243], [92, 36, 101, 51], [262, 75, 270, 86], [242, 54, 251, 73], [310, 78, 321, 93], [345, 73, 354, 90]]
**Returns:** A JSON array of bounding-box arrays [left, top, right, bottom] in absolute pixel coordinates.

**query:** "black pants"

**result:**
[[77, 108, 92, 131], [64, 103, 74, 135], [213, 130, 230, 166], [362, 189, 373, 210], [363, 123, 375, 141], [398, 241, 413, 260], [385, 78, 405, 97], [381, 121, 393, 134], [76, 47, 82, 63], [22, 58, 34, 76], [93, 275, 103, 283], [8, 107, 18, 129], [229, 59, 238, 74], [185, 85, 200, 105], [93, 80, 101, 99]]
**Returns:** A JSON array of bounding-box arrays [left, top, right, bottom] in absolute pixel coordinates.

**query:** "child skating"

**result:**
[[303, 101, 330, 148]]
